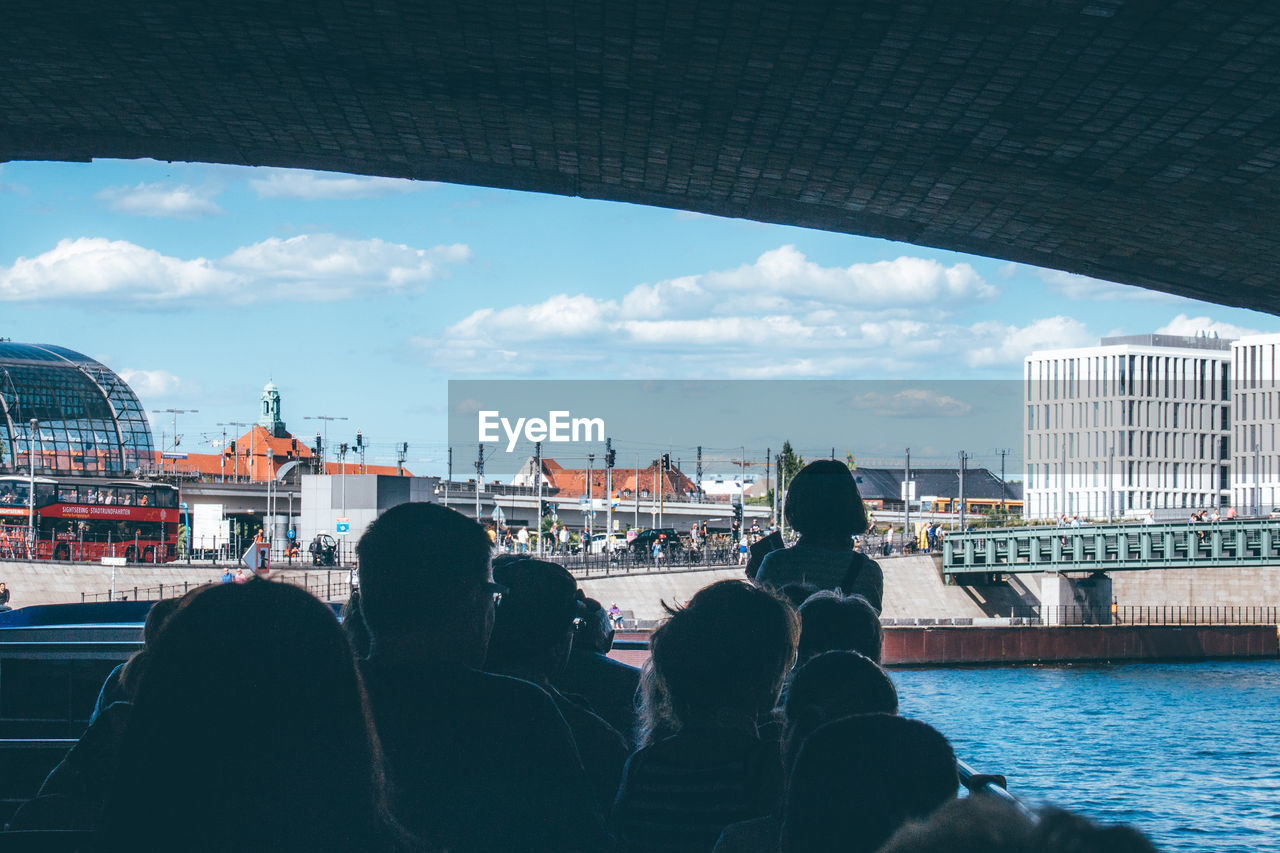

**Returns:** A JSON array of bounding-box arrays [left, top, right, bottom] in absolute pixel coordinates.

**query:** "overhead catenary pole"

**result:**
[[535, 441, 543, 556], [635, 455, 640, 530], [475, 443, 484, 524], [605, 437, 614, 546], [587, 453, 595, 551], [904, 448, 911, 552], [696, 445, 703, 503], [28, 418, 38, 556], [999, 448, 1009, 517], [774, 452, 782, 530], [304, 415, 349, 473], [765, 447, 771, 526], [445, 446, 452, 506], [958, 450, 968, 532]]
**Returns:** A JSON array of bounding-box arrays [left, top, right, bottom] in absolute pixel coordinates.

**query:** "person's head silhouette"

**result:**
[[781, 714, 956, 853], [784, 460, 868, 542], [99, 579, 400, 852], [642, 580, 798, 742], [356, 502, 496, 667]]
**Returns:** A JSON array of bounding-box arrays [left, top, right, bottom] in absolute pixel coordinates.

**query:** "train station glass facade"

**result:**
[[0, 343, 154, 476]]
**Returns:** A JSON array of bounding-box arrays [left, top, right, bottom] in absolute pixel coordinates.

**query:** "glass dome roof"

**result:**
[[0, 342, 155, 476]]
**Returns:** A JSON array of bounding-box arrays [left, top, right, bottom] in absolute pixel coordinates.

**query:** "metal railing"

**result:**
[[943, 517, 1280, 576], [81, 570, 354, 604], [550, 546, 742, 577], [883, 604, 1280, 627]]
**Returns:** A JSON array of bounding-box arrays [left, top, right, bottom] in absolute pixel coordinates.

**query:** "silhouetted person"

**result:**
[[12, 595, 190, 831], [96, 580, 414, 852], [613, 580, 799, 853], [780, 714, 957, 853], [485, 558, 629, 814], [755, 460, 883, 611], [555, 596, 642, 746], [355, 502, 607, 853], [715, 651, 899, 853], [881, 796, 1160, 853], [795, 591, 883, 664]]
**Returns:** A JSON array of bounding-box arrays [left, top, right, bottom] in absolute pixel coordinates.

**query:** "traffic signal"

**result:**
[[227, 440, 236, 454], [733, 502, 743, 526], [661, 453, 671, 471], [355, 430, 363, 449], [291, 438, 298, 454], [605, 448, 616, 468]]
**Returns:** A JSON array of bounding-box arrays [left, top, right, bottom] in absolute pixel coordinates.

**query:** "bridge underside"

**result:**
[[6, 2, 1280, 312]]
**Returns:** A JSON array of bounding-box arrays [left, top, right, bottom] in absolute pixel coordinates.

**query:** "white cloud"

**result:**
[[965, 316, 1094, 367], [1038, 269, 1175, 302], [620, 246, 996, 319], [1155, 314, 1261, 341], [423, 248, 1022, 376], [0, 238, 232, 302], [97, 183, 222, 218], [221, 234, 471, 300], [117, 369, 182, 397], [249, 168, 431, 200], [853, 389, 973, 418], [0, 234, 470, 305]]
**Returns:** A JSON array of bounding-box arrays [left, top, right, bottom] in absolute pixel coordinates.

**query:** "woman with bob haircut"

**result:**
[[755, 460, 883, 611], [95, 580, 420, 853], [613, 580, 800, 853]]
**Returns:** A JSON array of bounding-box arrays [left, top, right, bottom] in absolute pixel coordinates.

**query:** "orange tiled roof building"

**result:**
[[514, 456, 696, 500], [154, 382, 408, 480]]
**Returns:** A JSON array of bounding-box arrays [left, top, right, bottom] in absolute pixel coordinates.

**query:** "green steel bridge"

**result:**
[[942, 518, 1280, 580]]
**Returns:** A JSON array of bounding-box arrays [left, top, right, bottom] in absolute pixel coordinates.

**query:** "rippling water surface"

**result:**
[[893, 661, 1280, 852]]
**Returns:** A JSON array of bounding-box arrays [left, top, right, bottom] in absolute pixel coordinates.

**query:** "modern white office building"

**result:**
[[1231, 333, 1280, 515], [1024, 334, 1232, 520]]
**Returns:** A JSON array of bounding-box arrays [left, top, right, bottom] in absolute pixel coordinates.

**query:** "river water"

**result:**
[[893, 660, 1280, 852]]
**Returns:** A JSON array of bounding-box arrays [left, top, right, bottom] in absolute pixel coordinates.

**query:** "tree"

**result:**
[[779, 441, 805, 483]]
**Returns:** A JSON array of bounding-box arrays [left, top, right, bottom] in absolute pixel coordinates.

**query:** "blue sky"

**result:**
[[1, 158, 1275, 475]]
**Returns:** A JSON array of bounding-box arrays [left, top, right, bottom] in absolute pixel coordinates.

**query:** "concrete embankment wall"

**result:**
[[0, 561, 347, 606], [580, 555, 1022, 622], [6, 553, 1280, 618], [884, 624, 1279, 666], [1111, 565, 1280, 606]]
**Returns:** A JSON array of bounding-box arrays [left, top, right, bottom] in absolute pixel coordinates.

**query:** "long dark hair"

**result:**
[[784, 460, 868, 539], [97, 580, 408, 852]]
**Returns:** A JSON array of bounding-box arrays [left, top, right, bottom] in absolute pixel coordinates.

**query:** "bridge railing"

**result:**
[[883, 604, 1280, 627], [943, 517, 1280, 575], [81, 571, 354, 604]]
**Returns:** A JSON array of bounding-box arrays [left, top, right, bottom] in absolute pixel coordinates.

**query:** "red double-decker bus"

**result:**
[[0, 477, 180, 563]]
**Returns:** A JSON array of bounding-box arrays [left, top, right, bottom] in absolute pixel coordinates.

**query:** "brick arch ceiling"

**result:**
[[5, 1, 1280, 313]]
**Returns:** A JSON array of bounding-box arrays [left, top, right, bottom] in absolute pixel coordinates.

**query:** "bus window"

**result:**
[[58, 486, 75, 502], [98, 488, 117, 505], [0, 482, 26, 505], [116, 489, 135, 506], [154, 488, 178, 509], [35, 483, 55, 506]]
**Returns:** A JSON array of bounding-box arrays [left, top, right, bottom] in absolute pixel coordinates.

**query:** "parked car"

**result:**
[[584, 532, 613, 554], [628, 528, 684, 559]]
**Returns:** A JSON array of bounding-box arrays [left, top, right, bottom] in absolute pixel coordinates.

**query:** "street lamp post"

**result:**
[[217, 422, 248, 481], [587, 453, 595, 554], [304, 415, 349, 472], [152, 408, 198, 474], [28, 418, 38, 556]]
